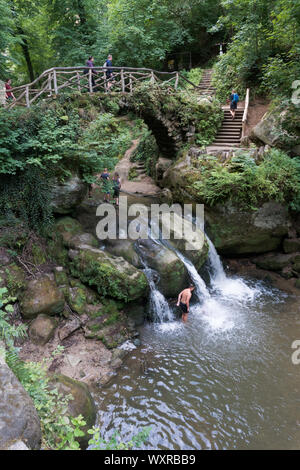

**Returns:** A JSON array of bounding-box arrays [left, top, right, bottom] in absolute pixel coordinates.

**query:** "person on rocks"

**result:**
[[229, 89, 239, 120], [5, 79, 15, 101], [176, 284, 195, 322], [112, 172, 121, 206], [101, 168, 111, 202]]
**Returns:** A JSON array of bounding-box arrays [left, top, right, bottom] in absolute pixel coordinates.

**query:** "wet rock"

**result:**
[[126, 304, 145, 327], [160, 212, 209, 270], [20, 277, 65, 319], [50, 174, 88, 215], [155, 157, 173, 184], [138, 238, 189, 297], [29, 314, 58, 345], [69, 245, 148, 302], [49, 374, 96, 449], [0, 351, 41, 450]]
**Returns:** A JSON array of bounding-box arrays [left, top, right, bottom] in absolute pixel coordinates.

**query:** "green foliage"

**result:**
[[179, 67, 203, 89], [212, 0, 300, 100], [88, 426, 151, 450], [130, 128, 159, 177], [0, 285, 26, 348], [192, 149, 300, 209]]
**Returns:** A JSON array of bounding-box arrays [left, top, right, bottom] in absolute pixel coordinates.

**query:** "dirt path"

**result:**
[[115, 139, 161, 197]]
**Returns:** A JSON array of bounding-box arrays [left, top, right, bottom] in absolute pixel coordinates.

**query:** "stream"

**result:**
[[93, 226, 300, 450]]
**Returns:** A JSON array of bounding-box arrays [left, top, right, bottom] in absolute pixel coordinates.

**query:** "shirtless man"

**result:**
[[176, 284, 195, 322]]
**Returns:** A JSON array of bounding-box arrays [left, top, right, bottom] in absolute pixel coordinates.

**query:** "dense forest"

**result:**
[[1, 0, 299, 99]]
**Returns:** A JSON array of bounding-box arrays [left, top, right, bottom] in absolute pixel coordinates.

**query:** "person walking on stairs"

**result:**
[[229, 89, 239, 120]]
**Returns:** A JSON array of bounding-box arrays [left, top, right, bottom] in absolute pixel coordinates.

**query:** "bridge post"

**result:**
[[48, 73, 52, 96], [129, 74, 133, 94], [150, 71, 155, 84], [77, 72, 81, 92], [53, 70, 58, 95], [175, 72, 179, 90], [25, 86, 30, 108], [88, 69, 93, 93], [121, 69, 125, 93]]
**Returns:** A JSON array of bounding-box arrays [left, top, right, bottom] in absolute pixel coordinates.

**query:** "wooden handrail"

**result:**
[[4, 66, 199, 109], [242, 88, 250, 138]]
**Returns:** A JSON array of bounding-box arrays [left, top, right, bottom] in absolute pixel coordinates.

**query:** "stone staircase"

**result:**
[[198, 69, 215, 95], [210, 108, 244, 148]]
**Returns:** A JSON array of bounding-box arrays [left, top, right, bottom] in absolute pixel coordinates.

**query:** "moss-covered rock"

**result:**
[[20, 277, 65, 319], [49, 374, 96, 449], [4, 264, 26, 297], [105, 239, 141, 268], [206, 201, 290, 255], [254, 253, 295, 271], [69, 245, 148, 302]]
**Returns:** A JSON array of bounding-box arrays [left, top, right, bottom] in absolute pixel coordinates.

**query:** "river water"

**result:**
[[94, 240, 300, 450]]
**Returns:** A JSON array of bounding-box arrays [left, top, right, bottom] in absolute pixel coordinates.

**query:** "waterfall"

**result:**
[[207, 236, 227, 285], [139, 257, 174, 323], [173, 249, 210, 302]]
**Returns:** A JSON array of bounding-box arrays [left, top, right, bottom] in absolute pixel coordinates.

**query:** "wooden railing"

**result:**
[[5, 67, 198, 109], [242, 88, 250, 138]]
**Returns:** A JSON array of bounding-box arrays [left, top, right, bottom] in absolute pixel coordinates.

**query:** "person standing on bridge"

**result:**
[[104, 54, 114, 91], [85, 56, 97, 91], [5, 79, 15, 101], [229, 89, 239, 120]]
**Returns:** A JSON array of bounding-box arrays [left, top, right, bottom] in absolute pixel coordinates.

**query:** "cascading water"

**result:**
[[142, 262, 174, 323]]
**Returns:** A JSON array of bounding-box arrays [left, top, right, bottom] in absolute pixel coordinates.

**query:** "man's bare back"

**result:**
[[176, 285, 195, 322]]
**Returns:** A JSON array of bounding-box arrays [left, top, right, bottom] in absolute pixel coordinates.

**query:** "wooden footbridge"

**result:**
[[5, 66, 199, 109]]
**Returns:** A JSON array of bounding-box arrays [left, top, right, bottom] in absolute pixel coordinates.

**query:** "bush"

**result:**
[[192, 149, 300, 210]]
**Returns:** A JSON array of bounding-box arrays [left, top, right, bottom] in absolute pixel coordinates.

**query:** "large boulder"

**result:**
[[206, 201, 291, 255], [0, 351, 41, 450], [137, 238, 189, 298], [69, 245, 148, 302], [159, 212, 209, 271], [49, 374, 96, 449], [20, 277, 65, 319], [50, 174, 88, 215], [55, 217, 98, 249], [105, 239, 141, 268], [29, 314, 58, 345], [250, 105, 300, 151]]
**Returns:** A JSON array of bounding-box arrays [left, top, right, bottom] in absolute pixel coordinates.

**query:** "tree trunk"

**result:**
[[17, 26, 34, 82]]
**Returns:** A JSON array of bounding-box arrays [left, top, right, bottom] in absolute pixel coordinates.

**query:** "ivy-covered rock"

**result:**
[[20, 277, 65, 319], [69, 245, 148, 302]]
